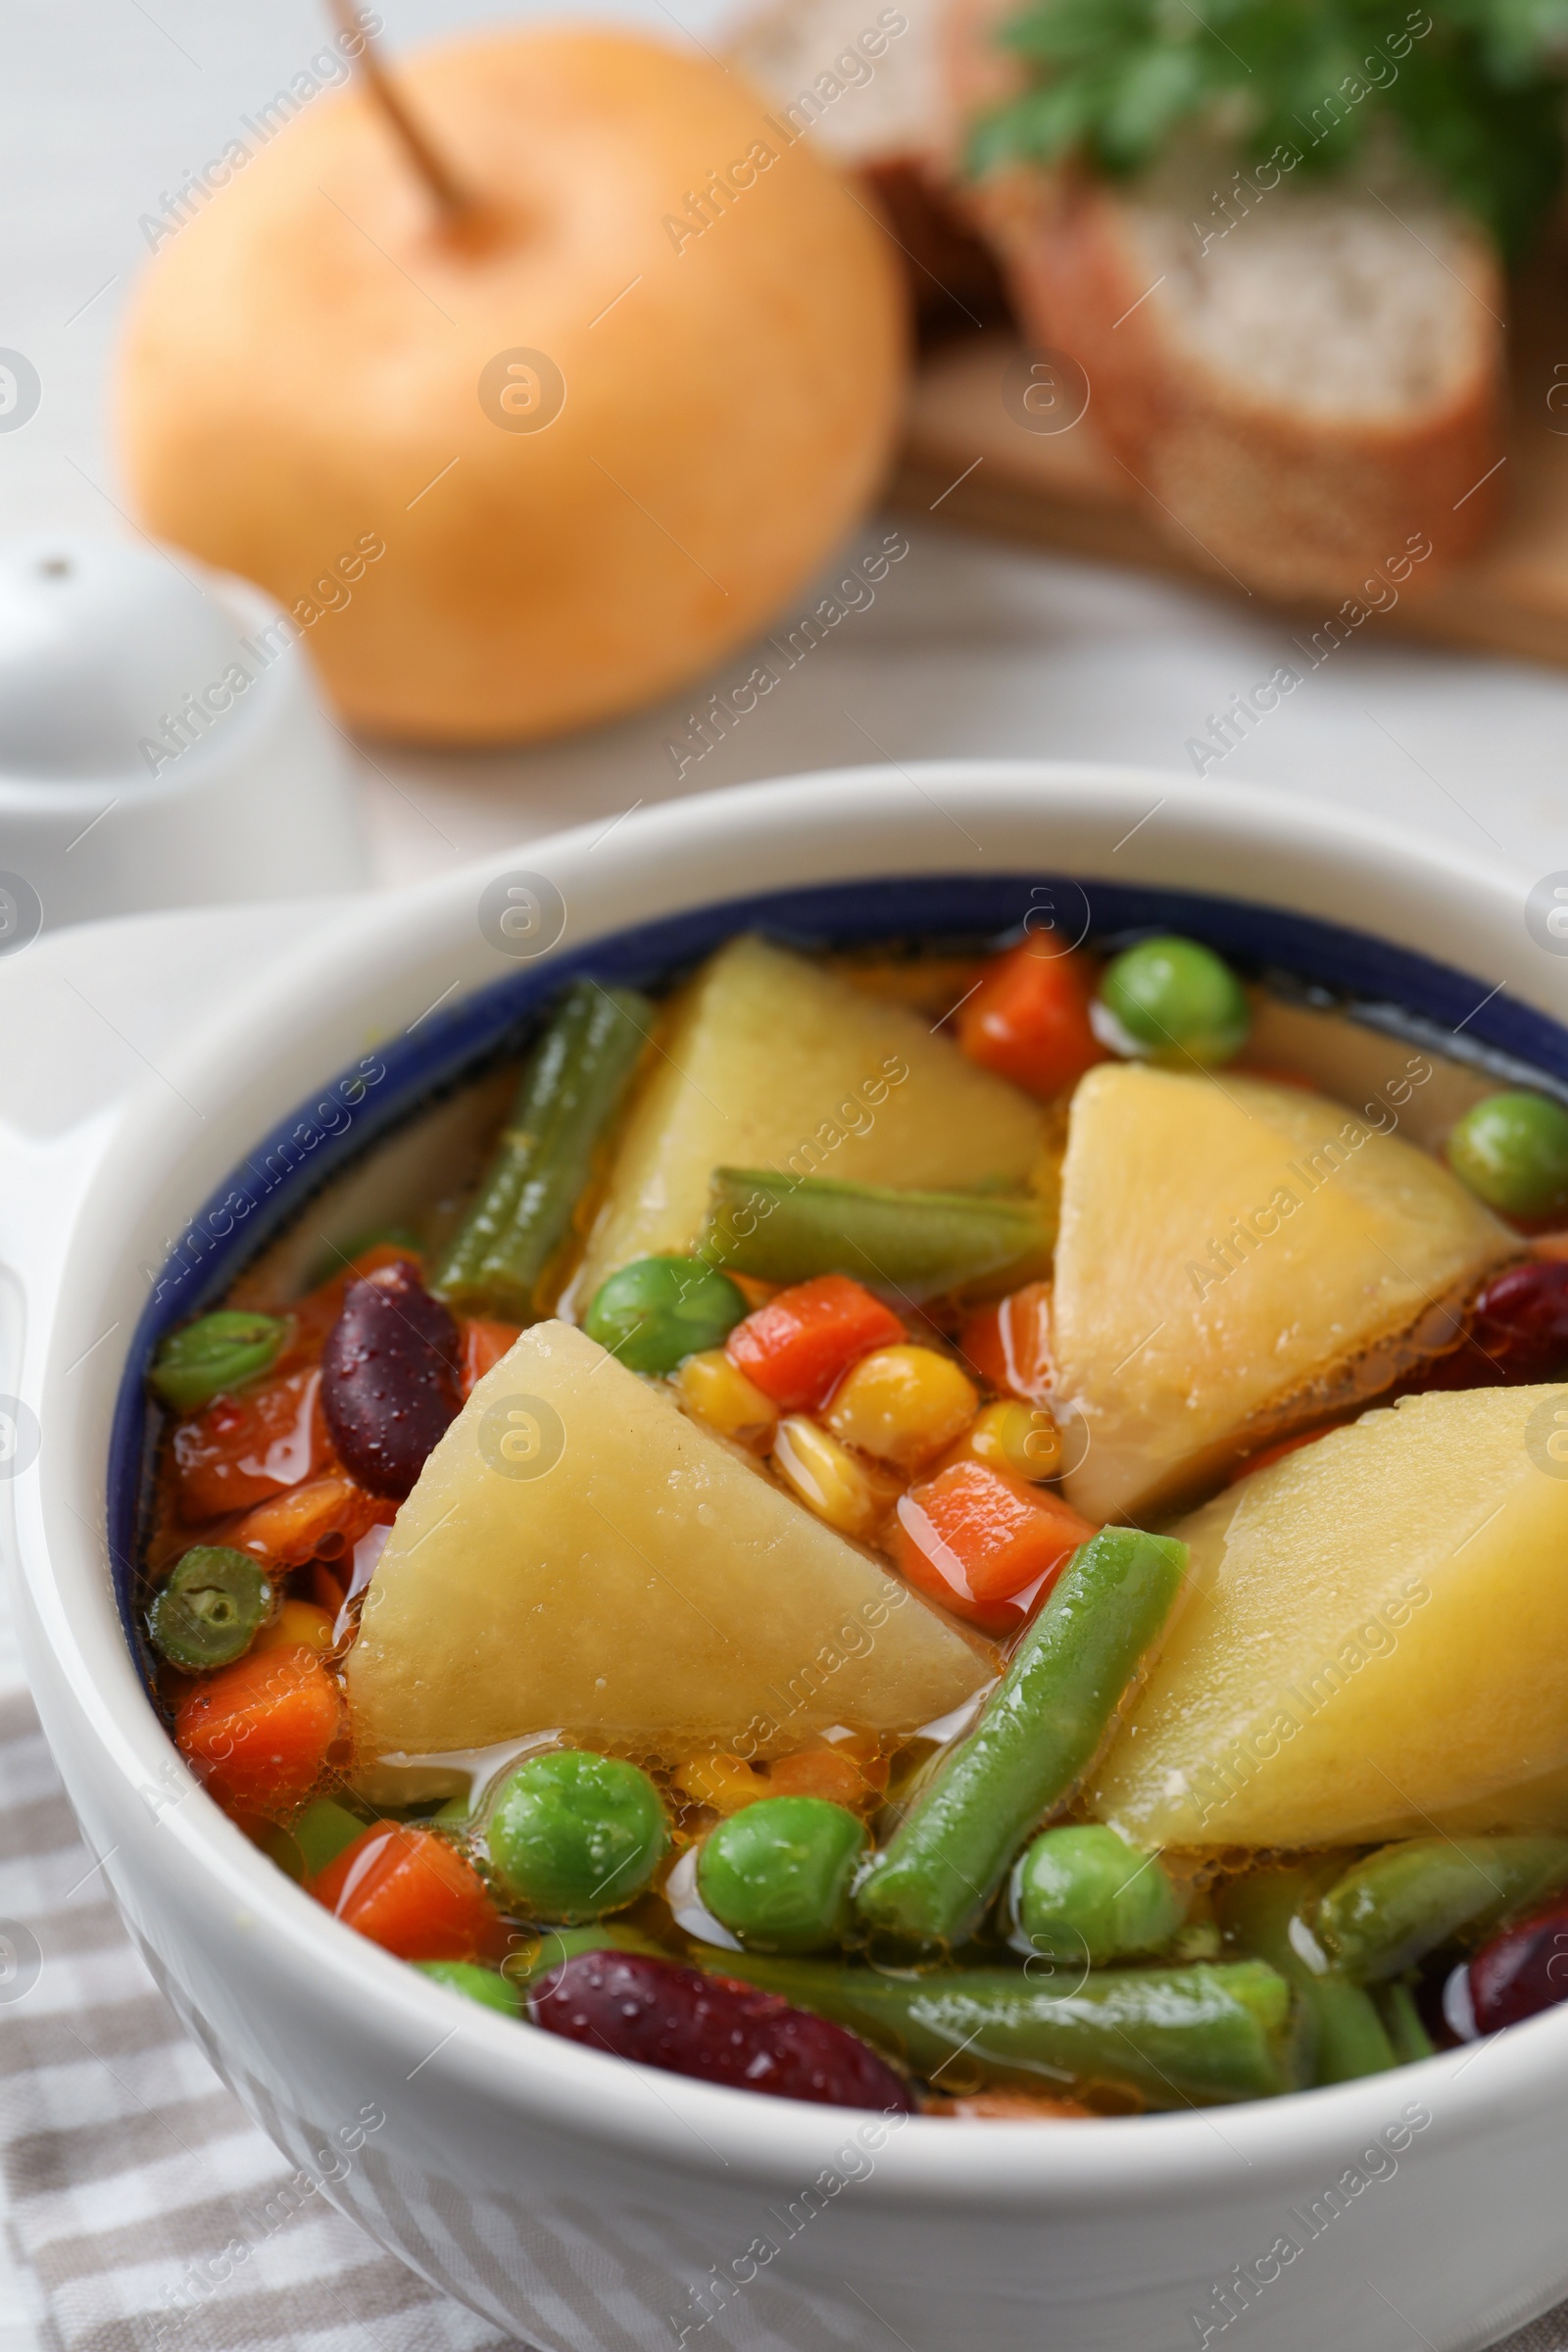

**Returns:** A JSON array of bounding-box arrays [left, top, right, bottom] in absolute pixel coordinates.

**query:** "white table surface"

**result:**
[[6, 0, 1568, 895], [5, 3, 1568, 2344]]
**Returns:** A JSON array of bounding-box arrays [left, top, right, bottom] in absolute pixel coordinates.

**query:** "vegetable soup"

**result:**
[[137, 924, 1568, 2116]]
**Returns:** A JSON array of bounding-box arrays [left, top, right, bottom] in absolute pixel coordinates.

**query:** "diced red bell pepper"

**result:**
[[459, 1317, 524, 1397], [311, 1824, 504, 1961], [893, 1459, 1097, 1634], [172, 1366, 330, 1519], [959, 1281, 1053, 1403], [726, 1275, 904, 1411], [956, 936, 1106, 1099], [175, 1645, 344, 1819]]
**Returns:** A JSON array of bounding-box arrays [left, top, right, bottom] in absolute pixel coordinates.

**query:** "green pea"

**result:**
[[150, 1310, 289, 1413], [697, 1797, 867, 1954], [584, 1255, 748, 1374], [1446, 1092, 1568, 1219], [413, 1961, 521, 2017], [1012, 1824, 1187, 1967], [487, 1750, 669, 1922], [1098, 936, 1250, 1067], [147, 1546, 271, 1670]]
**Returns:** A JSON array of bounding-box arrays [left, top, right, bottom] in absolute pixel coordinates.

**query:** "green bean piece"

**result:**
[[697, 1798, 866, 1954], [149, 1311, 290, 1414], [294, 1797, 371, 1881], [705, 1956, 1301, 2108], [856, 1528, 1188, 1951], [147, 1546, 271, 1670], [584, 1256, 747, 1373], [1318, 1837, 1568, 1982], [486, 1750, 670, 1922], [413, 1961, 522, 2017], [434, 980, 653, 1320], [1216, 1863, 1396, 2085], [699, 1170, 1051, 1301], [1376, 1977, 1437, 2066], [1012, 1824, 1187, 1968]]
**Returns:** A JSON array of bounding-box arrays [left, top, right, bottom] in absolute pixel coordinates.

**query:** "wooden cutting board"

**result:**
[[891, 259, 1568, 669]]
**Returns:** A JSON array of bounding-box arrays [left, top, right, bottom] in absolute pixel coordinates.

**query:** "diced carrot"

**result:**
[[311, 1824, 503, 1961], [227, 1472, 385, 1571], [893, 1460, 1096, 1634], [956, 936, 1106, 1099], [459, 1317, 524, 1397], [766, 1740, 889, 1809], [175, 1645, 344, 1819], [172, 1367, 328, 1519], [958, 1281, 1054, 1403], [726, 1276, 904, 1411]]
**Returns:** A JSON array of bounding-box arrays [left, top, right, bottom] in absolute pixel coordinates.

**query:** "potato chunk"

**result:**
[[1091, 1386, 1568, 1848], [1053, 1063, 1512, 1522], [574, 935, 1044, 1299], [345, 1321, 990, 1789]]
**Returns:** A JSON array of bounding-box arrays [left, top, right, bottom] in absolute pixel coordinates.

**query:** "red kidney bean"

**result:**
[[1466, 1896, 1568, 2034], [1399, 1259, 1568, 1396], [1469, 1260, 1568, 1382], [530, 1950, 913, 2113], [319, 1261, 462, 1497]]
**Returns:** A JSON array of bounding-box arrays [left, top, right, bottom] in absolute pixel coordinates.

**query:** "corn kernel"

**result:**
[[961, 1397, 1063, 1482], [672, 1754, 767, 1815], [251, 1598, 335, 1656], [824, 1345, 978, 1470], [674, 1348, 777, 1446], [771, 1416, 893, 1539]]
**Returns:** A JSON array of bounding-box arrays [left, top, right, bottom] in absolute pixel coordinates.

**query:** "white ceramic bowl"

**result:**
[[11, 764, 1568, 2352]]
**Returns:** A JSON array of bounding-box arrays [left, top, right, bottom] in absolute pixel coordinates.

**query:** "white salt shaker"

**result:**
[[0, 533, 367, 942]]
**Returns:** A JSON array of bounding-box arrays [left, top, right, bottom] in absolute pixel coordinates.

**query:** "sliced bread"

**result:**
[[728, 0, 1006, 330], [938, 0, 1506, 597]]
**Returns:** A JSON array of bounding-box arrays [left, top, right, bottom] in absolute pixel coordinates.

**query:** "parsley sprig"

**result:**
[[968, 0, 1568, 260]]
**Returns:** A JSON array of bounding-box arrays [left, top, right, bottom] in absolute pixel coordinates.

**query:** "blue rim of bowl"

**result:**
[[107, 868, 1568, 1677]]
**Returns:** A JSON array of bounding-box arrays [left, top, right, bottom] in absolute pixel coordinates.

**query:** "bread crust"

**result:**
[[938, 0, 1507, 598]]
